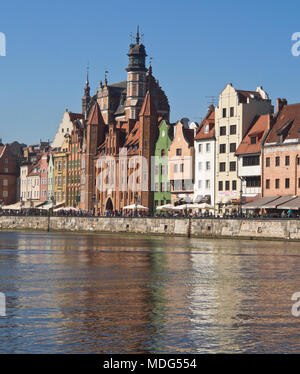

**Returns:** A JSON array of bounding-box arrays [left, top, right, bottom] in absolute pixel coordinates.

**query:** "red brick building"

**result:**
[[263, 101, 300, 199], [0, 144, 18, 205]]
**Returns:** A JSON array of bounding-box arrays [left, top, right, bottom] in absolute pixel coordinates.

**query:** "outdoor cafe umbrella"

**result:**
[[196, 203, 216, 210], [156, 204, 174, 211], [123, 204, 149, 210]]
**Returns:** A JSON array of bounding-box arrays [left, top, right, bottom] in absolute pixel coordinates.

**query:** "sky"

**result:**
[[1, 0, 300, 145]]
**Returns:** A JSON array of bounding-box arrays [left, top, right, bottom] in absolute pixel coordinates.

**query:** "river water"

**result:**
[[0, 230, 300, 353]]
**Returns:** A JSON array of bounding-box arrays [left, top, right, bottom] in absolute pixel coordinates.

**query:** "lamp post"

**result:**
[[239, 177, 245, 217]]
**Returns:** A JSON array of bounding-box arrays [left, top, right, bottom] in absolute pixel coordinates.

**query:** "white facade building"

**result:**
[[194, 106, 215, 206]]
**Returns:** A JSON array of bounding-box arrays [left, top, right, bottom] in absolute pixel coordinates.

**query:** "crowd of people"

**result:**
[[0, 207, 299, 219]]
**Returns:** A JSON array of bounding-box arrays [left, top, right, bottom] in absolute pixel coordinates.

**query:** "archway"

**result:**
[[105, 198, 113, 212]]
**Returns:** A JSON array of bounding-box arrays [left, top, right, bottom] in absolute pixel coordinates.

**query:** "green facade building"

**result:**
[[153, 120, 174, 212]]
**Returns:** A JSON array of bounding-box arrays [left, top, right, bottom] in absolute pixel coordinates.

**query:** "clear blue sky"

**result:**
[[1, 0, 300, 145]]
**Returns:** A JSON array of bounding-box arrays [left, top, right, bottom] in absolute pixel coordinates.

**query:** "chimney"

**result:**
[[276, 98, 287, 114]]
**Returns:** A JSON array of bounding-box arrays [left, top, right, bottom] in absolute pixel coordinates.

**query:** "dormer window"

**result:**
[[250, 136, 256, 144], [204, 125, 209, 134]]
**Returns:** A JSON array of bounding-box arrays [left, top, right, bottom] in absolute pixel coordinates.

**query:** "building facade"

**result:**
[[214, 83, 273, 212], [153, 119, 174, 210], [168, 121, 194, 204], [263, 102, 300, 198], [0, 144, 18, 205], [235, 114, 272, 201], [194, 105, 215, 206]]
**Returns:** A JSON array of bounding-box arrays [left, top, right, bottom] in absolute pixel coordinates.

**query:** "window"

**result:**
[[180, 164, 184, 172], [198, 162, 202, 171], [3, 179, 8, 186], [232, 180, 237, 190], [176, 148, 182, 156], [204, 125, 209, 134], [219, 162, 226, 172], [225, 181, 230, 190], [230, 161, 236, 171], [275, 179, 280, 189], [246, 176, 261, 187], [230, 125, 237, 135], [174, 164, 178, 173], [222, 108, 227, 118], [285, 156, 290, 166], [275, 156, 280, 166], [230, 107, 234, 117], [206, 161, 211, 170], [250, 136, 256, 144], [198, 144, 202, 153], [220, 144, 226, 153], [220, 126, 226, 136], [206, 143, 211, 152], [205, 180, 210, 189], [298, 178, 300, 188], [242, 155, 260, 166], [266, 157, 270, 167], [230, 143, 236, 153], [161, 165, 166, 175], [285, 178, 290, 189], [155, 183, 159, 192], [161, 182, 165, 192], [218, 181, 223, 191]]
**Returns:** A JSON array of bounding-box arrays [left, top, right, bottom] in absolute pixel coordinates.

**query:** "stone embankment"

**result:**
[[1, 215, 300, 241]]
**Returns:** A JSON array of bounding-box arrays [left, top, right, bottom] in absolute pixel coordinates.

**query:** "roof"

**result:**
[[68, 112, 84, 121], [183, 127, 194, 147], [243, 196, 280, 209], [87, 103, 105, 126], [237, 90, 262, 103], [265, 103, 300, 144], [0, 145, 6, 158], [277, 196, 300, 210], [194, 106, 215, 141], [139, 91, 157, 117], [261, 195, 296, 209], [235, 114, 271, 155]]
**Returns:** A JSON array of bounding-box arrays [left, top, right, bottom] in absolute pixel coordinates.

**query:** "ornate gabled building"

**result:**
[[77, 28, 170, 214], [84, 27, 169, 125]]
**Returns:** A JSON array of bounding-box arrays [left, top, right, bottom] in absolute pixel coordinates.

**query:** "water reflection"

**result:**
[[0, 231, 300, 353]]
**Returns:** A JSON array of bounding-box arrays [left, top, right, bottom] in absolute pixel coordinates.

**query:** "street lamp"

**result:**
[[239, 177, 245, 217]]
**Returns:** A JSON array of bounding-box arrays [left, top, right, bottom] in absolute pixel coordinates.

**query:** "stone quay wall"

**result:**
[[1, 216, 300, 241]]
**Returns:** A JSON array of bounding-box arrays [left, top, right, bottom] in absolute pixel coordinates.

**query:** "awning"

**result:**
[[261, 196, 297, 209], [277, 196, 300, 210], [242, 196, 280, 209]]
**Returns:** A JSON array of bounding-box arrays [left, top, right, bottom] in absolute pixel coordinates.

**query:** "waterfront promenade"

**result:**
[[1, 213, 300, 241]]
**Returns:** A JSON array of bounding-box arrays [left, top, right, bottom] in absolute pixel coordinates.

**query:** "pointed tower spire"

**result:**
[[136, 25, 140, 44], [82, 65, 91, 118], [139, 91, 157, 117]]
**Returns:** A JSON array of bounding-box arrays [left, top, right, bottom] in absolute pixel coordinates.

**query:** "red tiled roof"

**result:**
[[0, 145, 6, 158], [69, 112, 84, 121], [237, 90, 262, 103], [235, 114, 271, 155], [194, 106, 215, 140], [139, 91, 157, 117], [87, 103, 105, 126], [265, 103, 300, 144]]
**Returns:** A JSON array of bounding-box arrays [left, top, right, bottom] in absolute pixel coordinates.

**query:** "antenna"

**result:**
[[205, 96, 216, 106], [130, 32, 133, 43], [141, 32, 144, 43]]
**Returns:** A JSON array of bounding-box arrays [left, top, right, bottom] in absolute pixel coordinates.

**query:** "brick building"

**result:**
[[0, 144, 18, 205]]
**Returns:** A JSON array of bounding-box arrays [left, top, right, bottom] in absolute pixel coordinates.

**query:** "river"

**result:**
[[0, 230, 300, 353]]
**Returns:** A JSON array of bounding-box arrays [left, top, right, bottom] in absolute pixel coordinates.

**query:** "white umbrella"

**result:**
[[172, 204, 188, 210], [196, 203, 215, 210], [156, 204, 174, 211], [123, 204, 149, 210]]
